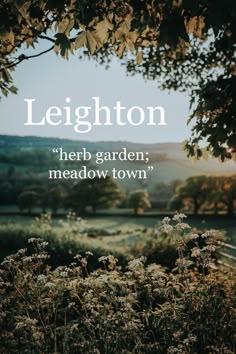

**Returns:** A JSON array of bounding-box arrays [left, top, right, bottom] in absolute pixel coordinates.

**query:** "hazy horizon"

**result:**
[[0, 132, 185, 145]]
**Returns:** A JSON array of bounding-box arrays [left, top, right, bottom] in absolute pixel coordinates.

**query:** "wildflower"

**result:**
[[139, 256, 147, 263], [85, 251, 93, 256], [206, 245, 216, 252], [81, 258, 87, 267], [98, 256, 108, 263], [1, 257, 14, 266], [28, 238, 41, 243], [37, 274, 46, 283], [173, 213, 187, 222], [175, 222, 191, 231], [16, 248, 27, 256], [128, 257, 146, 271], [74, 254, 82, 260], [98, 274, 109, 282], [162, 216, 171, 224], [188, 335, 197, 343], [60, 271, 68, 277], [191, 247, 201, 257], [201, 232, 209, 238], [188, 233, 199, 240], [160, 224, 173, 234], [45, 282, 55, 288]]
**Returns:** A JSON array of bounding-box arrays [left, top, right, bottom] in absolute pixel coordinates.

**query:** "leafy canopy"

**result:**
[[170, 175, 236, 214], [0, 0, 235, 160]]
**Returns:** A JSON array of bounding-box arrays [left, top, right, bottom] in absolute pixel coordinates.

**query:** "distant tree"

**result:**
[[0, 181, 14, 205], [7, 166, 15, 181], [170, 176, 211, 214], [17, 191, 39, 214], [168, 194, 183, 212], [48, 186, 65, 214], [23, 184, 49, 212], [66, 177, 123, 214], [153, 180, 182, 209], [209, 175, 236, 215], [128, 190, 151, 215]]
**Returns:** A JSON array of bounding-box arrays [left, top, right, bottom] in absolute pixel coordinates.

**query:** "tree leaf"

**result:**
[[186, 16, 205, 38], [136, 51, 143, 64], [95, 18, 113, 44], [8, 85, 18, 94], [116, 43, 126, 58], [58, 18, 70, 33], [86, 31, 98, 54], [75, 32, 86, 49], [55, 33, 71, 58]]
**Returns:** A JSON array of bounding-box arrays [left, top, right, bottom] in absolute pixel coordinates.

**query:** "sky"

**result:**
[[0, 40, 191, 143]]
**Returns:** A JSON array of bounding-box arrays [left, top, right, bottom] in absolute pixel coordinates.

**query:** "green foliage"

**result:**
[[0, 215, 235, 353], [66, 176, 123, 213], [152, 180, 182, 209], [17, 190, 39, 213], [47, 186, 66, 213], [170, 175, 236, 215], [0, 1, 235, 159], [0, 214, 129, 270]]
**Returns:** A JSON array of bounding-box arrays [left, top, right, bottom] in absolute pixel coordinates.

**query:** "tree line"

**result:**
[[0, 167, 235, 215], [170, 175, 236, 215]]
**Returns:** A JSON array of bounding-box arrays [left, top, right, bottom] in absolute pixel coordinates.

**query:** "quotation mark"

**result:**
[[53, 148, 59, 153], [148, 166, 154, 171]]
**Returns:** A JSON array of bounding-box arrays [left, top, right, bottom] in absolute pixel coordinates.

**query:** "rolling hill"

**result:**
[[0, 135, 235, 194]]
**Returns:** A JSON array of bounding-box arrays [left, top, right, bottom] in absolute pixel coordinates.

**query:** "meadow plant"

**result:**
[[0, 215, 235, 353]]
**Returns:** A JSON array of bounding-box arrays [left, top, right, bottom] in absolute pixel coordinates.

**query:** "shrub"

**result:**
[[0, 214, 129, 270]]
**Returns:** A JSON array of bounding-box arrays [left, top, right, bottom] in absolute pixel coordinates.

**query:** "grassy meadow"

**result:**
[[0, 136, 235, 353], [0, 212, 235, 262]]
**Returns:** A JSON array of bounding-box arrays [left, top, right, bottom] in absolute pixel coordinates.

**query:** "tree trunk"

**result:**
[[193, 198, 199, 214], [227, 199, 234, 215]]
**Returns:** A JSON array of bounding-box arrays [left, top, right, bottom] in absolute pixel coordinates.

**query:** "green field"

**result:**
[[0, 213, 235, 245]]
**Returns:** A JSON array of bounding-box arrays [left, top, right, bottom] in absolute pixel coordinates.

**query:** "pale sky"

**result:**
[[0, 40, 191, 143]]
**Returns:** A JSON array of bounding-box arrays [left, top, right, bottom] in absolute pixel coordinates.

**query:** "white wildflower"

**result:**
[[162, 217, 171, 224], [128, 257, 146, 271], [45, 282, 55, 289], [37, 274, 46, 283], [98, 256, 108, 263], [173, 213, 187, 222], [175, 222, 191, 231], [74, 254, 82, 260], [85, 251, 93, 256], [81, 258, 87, 267], [191, 247, 201, 257], [206, 245, 216, 252], [188, 233, 199, 240], [160, 224, 173, 234], [60, 271, 68, 277]]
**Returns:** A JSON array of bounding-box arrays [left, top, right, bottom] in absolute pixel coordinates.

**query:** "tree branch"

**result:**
[[0, 45, 54, 72], [39, 34, 77, 43], [38, 35, 56, 43]]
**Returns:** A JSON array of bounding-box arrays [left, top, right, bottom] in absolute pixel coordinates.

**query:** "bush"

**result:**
[[0, 214, 129, 270], [0, 215, 235, 353], [131, 215, 224, 271]]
